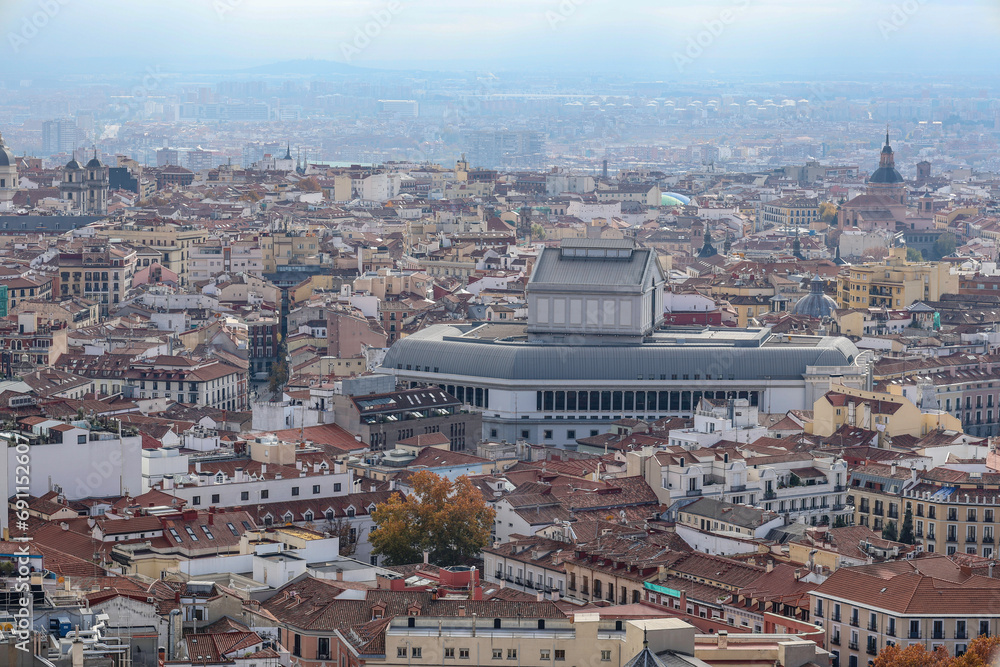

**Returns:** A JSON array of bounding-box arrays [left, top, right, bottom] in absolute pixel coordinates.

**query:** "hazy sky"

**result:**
[[1, 0, 997, 77]]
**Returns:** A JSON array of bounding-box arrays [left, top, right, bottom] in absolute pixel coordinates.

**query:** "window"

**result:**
[[261, 490, 269, 499], [78, 435, 86, 444], [398, 648, 408, 658], [445, 648, 455, 659], [334, 483, 342, 492], [540, 650, 550, 661], [543, 430, 553, 440], [507, 649, 517, 660], [493, 649, 503, 660], [292, 487, 300, 497], [313, 485, 321, 494], [555, 650, 566, 661], [601, 651, 612, 661], [460, 649, 470, 659], [412, 648, 422, 658], [192, 495, 201, 506], [241, 491, 249, 501]]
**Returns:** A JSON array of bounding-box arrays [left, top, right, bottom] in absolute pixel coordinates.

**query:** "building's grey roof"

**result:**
[[529, 240, 659, 292], [0, 216, 105, 233], [792, 276, 837, 318], [680, 497, 778, 528], [380, 324, 862, 382], [624, 647, 670, 667]]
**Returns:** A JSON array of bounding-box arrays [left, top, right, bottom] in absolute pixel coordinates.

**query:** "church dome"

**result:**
[[792, 275, 838, 318], [65, 158, 83, 170], [86, 156, 104, 169], [869, 165, 904, 184], [0, 137, 13, 168]]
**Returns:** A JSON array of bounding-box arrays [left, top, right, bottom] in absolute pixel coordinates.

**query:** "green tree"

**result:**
[[882, 520, 898, 542], [906, 246, 924, 262], [898, 507, 915, 544], [530, 223, 546, 240], [369, 471, 496, 567], [933, 232, 957, 259]]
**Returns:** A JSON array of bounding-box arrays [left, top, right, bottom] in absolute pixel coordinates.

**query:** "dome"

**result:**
[[662, 191, 690, 205], [660, 194, 684, 207], [0, 132, 13, 168], [792, 276, 838, 319], [86, 156, 104, 169], [869, 165, 904, 184], [65, 158, 83, 170]]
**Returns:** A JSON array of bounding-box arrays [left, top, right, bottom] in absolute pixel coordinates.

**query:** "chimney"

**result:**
[[717, 630, 728, 649], [458, 606, 466, 617], [794, 569, 801, 581], [423, 550, 430, 565], [766, 561, 773, 573]]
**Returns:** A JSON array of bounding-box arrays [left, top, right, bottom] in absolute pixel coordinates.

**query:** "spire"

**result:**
[[643, 626, 648, 648], [885, 122, 890, 147]]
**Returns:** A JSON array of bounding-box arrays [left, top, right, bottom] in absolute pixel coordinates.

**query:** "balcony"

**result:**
[[868, 623, 878, 632], [887, 511, 899, 520], [867, 645, 878, 656], [956, 631, 968, 640], [887, 628, 896, 638], [815, 609, 824, 619], [947, 535, 958, 543], [830, 636, 840, 646], [834, 485, 846, 493], [686, 489, 703, 497], [848, 642, 859, 651], [850, 618, 859, 628], [763, 491, 777, 500], [909, 632, 921, 640], [832, 614, 842, 623], [932, 631, 946, 640]]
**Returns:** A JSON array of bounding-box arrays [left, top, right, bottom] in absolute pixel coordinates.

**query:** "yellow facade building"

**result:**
[[835, 247, 957, 309]]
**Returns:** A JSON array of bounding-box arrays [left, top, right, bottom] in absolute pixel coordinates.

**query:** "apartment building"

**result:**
[[835, 247, 958, 309], [53, 242, 137, 317], [636, 445, 851, 528], [810, 555, 1000, 666], [482, 536, 569, 600], [124, 355, 248, 411], [95, 220, 209, 286], [190, 237, 266, 282], [760, 196, 820, 230], [850, 463, 1000, 559]]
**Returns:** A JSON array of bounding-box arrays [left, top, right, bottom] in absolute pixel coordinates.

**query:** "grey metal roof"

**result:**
[[380, 325, 862, 382], [529, 245, 657, 291], [0, 216, 106, 233]]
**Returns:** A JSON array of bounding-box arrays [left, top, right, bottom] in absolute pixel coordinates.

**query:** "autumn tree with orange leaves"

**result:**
[[873, 635, 1000, 667], [369, 471, 495, 567]]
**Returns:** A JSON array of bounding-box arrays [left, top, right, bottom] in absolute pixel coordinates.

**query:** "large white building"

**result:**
[[381, 238, 872, 447]]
